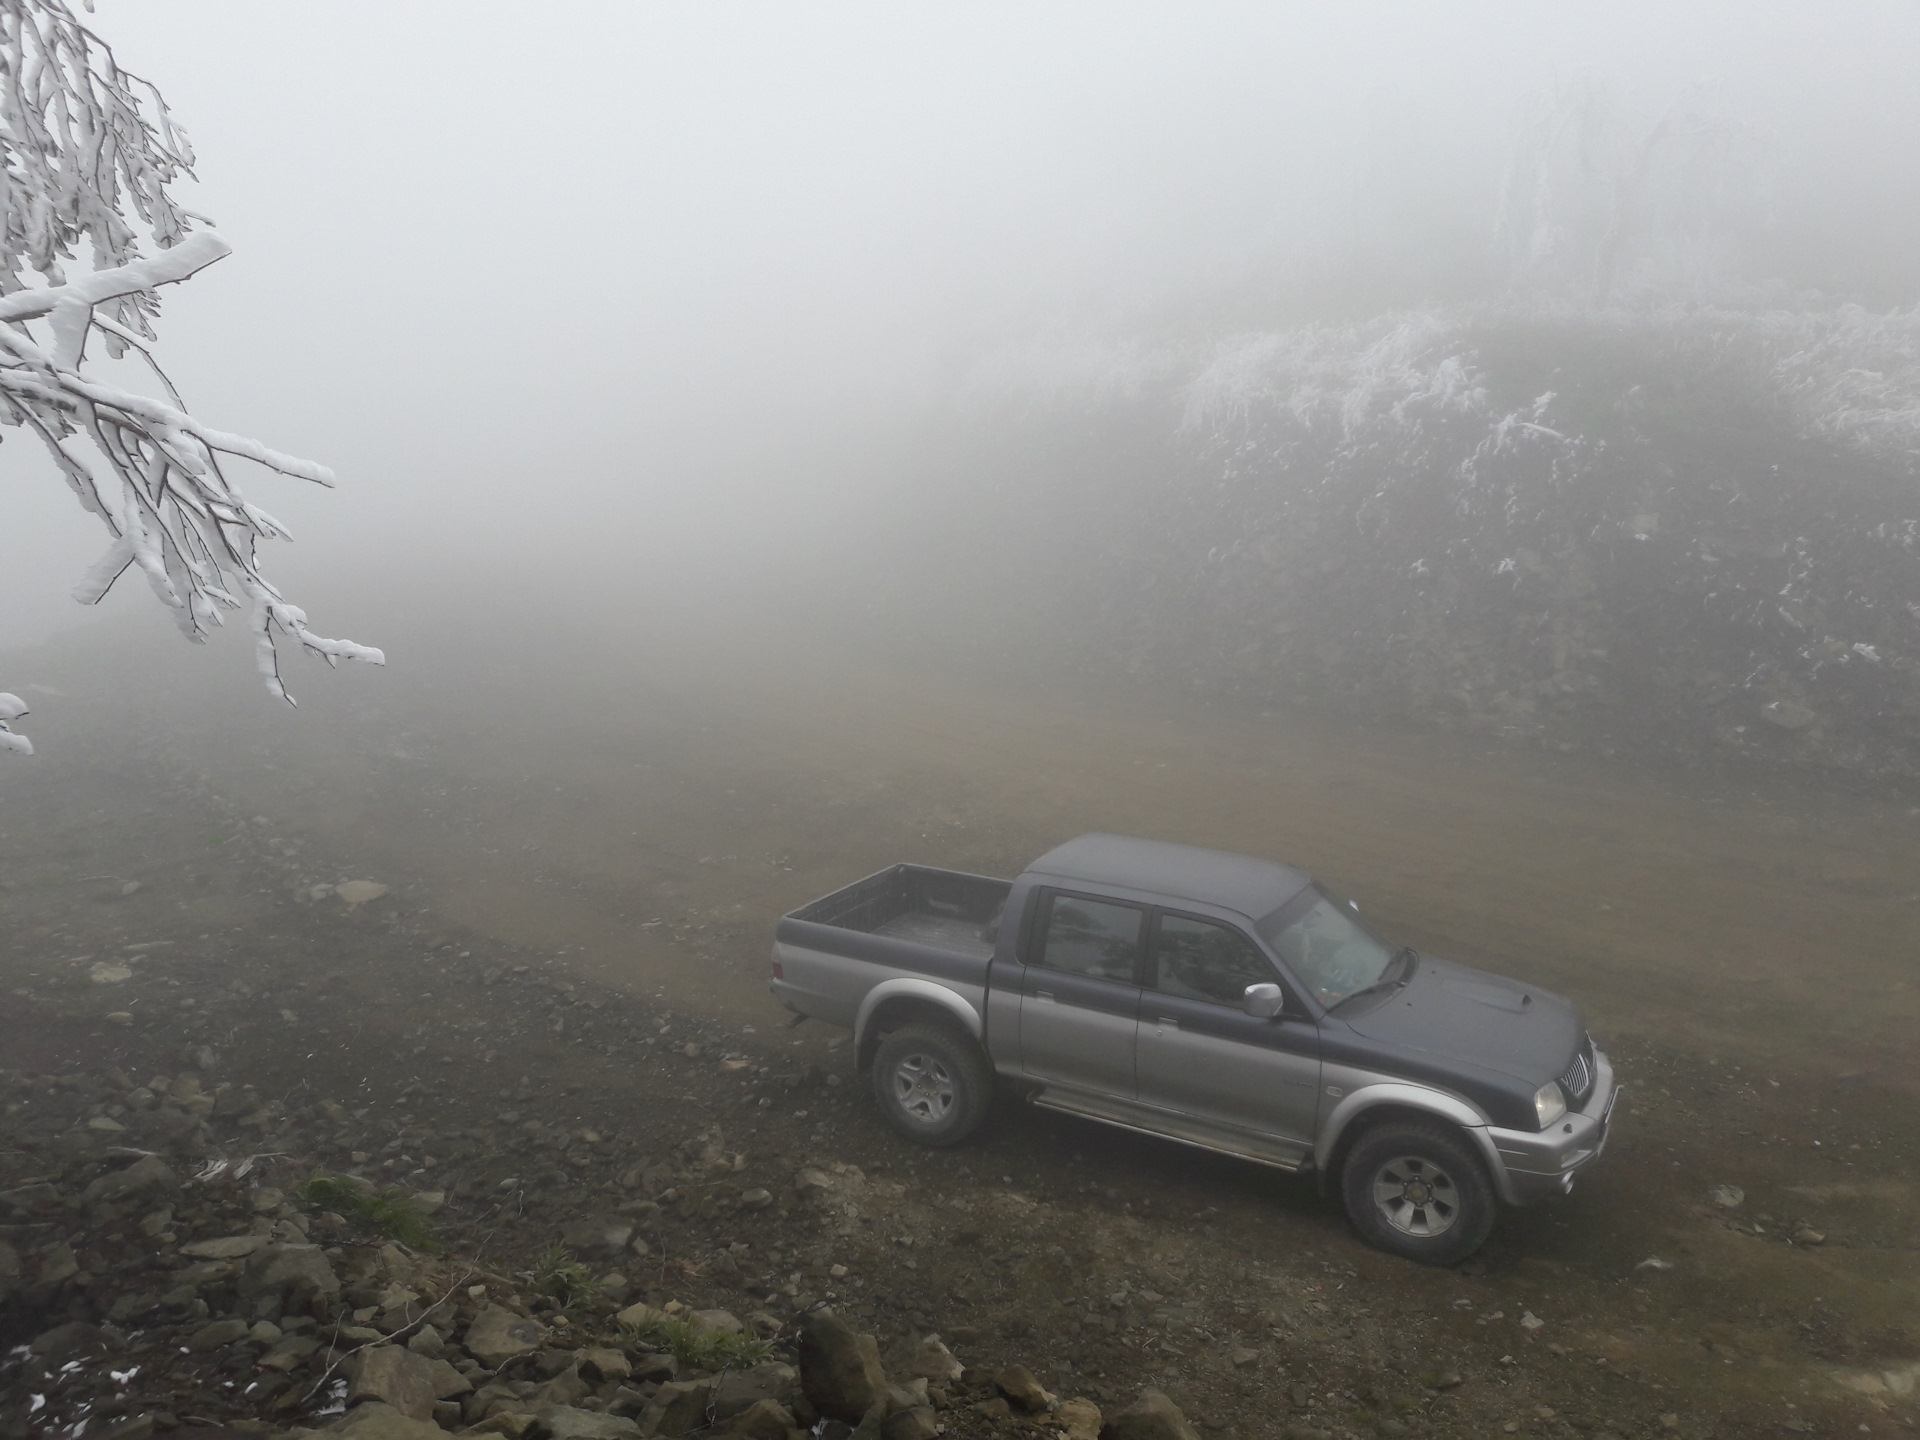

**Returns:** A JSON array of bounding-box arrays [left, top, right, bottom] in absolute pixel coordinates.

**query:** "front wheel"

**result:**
[[1340, 1120, 1496, 1265], [870, 1023, 992, 1147]]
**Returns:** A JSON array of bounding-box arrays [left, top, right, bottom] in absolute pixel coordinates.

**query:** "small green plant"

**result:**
[[298, 1175, 437, 1249], [616, 1314, 771, 1370], [531, 1244, 599, 1307]]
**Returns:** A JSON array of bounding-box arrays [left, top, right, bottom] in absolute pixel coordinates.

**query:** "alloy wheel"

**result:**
[[1370, 1155, 1461, 1237], [890, 1052, 956, 1124]]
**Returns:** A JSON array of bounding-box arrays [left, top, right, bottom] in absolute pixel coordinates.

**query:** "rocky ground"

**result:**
[[4, 722, 1919, 1440]]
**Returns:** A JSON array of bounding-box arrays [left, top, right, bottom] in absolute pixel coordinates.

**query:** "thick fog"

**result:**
[[4, 0, 1920, 661], [11, 13, 1920, 1421]]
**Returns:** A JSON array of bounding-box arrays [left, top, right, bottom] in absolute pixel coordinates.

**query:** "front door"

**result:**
[[1134, 910, 1320, 1163], [1016, 890, 1145, 1098]]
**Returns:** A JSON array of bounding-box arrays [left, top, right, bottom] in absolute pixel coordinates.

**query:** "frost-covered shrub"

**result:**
[[893, 300, 1920, 774]]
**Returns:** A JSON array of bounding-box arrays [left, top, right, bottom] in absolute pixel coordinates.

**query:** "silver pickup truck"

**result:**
[[769, 834, 1616, 1263]]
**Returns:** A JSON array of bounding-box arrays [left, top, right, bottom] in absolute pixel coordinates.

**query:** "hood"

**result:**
[[1340, 953, 1582, 1088]]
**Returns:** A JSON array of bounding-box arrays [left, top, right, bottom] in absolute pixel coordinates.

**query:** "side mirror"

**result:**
[[1242, 982, 1285, 1019]]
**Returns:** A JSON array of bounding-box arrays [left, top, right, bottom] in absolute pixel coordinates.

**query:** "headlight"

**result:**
[[1534, 1081, 1567, 1128]]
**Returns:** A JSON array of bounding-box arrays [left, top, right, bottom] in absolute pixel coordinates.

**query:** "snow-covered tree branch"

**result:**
[[0, 0, 380, 755], [0, 690, 28, 753]]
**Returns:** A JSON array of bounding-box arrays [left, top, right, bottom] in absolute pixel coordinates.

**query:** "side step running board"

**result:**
[[1028, 1089, 1311, 1173]]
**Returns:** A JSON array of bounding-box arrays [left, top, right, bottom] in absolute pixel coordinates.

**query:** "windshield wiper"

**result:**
[[1330, 948, 1417, 1012]]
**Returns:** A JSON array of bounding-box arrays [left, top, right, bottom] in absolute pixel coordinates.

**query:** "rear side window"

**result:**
[[1151, 913, 1276, 1005], [1035, 893, 1144, 983]]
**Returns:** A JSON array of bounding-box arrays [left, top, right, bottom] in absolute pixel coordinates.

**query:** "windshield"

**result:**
[[1257, 886, 1400, 1007]]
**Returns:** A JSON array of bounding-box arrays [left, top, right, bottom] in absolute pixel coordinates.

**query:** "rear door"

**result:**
[[1134, 910, 1321, 1164], [1016, 890, 1146, 1098]]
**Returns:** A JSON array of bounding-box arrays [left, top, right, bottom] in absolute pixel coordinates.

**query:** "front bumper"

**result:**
[[1484, 1050, 1617, 1205]]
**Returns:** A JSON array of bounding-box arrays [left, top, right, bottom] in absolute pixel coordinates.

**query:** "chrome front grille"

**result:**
[[1560, 1036, 1595, 1106]]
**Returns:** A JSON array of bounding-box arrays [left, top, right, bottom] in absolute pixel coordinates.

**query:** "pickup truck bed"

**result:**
[[790, 864, 1008, 960]]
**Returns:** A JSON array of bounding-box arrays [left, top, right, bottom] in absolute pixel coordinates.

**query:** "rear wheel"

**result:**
[[1340, 1119, 1495, 1265], [870, 1023, 992, 1146]]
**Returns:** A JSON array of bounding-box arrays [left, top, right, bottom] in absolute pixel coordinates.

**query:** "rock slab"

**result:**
[[579, 1347, 631, 1383], [882, 1406, 943, 1440], [725, 1400, 799, 1440], [240, 1244, 342, 1307], [350, 1345, 440, 1421], [533, 1405, 643, 1440], [995, 1365, 1054, 1413], [180, 1234, 270, 1260], [639, 1379, 715, 1438], [800, 1314, 889, 1422], [187, 1318, 249, 1351], [1101, 1390, 1202, 1440], [324, 1401, 448, 1440], [466, 1304, 549, 1367], [905, 1335, 963, 1385], [711, 1362, 798, 1420], [1058, 1400, 1103, 1440], [81, 1155, 177, 1205]]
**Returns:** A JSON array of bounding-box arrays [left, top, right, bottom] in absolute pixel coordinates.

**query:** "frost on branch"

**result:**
[[0, 0, 380, 736], [0, 692, 29, 754]]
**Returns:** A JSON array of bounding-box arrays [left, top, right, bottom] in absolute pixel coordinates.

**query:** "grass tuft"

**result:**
[[297, 1174, 437, 1249], [615, 1314, 772, 1370], [531, 1244, 599, 1307]]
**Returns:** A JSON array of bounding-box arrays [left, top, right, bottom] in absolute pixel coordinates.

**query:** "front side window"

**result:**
[[1152, 913, 1276, 1006], [1036, 894, 1144, 983], [1258, 887, 1399, 1007]]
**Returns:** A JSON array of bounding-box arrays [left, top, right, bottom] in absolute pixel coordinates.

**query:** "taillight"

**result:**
[[771, 958, 784, 979]]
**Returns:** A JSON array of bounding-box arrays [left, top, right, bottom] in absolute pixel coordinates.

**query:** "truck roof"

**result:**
[[1026, 833, 1311, 919]]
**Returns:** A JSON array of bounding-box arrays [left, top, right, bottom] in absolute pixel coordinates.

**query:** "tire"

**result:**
[[1340, 1119, 1496, 1265], [870, 1023, 992, 1147]]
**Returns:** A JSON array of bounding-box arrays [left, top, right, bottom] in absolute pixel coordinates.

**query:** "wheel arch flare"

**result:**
[[855, 978, 984, 1071], [1316, 1083, 1515, 1203]]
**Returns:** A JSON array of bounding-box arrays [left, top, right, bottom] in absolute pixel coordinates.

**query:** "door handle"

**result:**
[[1153, 1015, 1179, 1030], [1034, 990, 1056, 1003]]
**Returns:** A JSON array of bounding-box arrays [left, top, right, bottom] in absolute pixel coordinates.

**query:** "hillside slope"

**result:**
[[870, 305, 1920, 778]]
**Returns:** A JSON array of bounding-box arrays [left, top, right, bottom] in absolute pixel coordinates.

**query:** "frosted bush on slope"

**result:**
[[1762, 305, 1920, 457], [945, 297, 1920, 772], [1182, 314, 1490, 437], [999, 299, 1920, 468], [0, 0, 380, 756]]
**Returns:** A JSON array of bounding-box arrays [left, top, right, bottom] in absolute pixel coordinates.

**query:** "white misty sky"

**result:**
[[3, 1, 1916, 648]]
